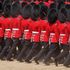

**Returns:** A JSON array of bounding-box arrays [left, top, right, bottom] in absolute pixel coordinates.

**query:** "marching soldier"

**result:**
[[55, 7, 69, 66], [34, 2, 50, 64], [25, 3, 41, 63]]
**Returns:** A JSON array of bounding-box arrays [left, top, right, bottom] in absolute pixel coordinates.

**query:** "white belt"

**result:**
[[50, 33, 55, 35], [0, 28, 2, 29], [32, 31, 39, 34], [12, 28, 19, 30], [5, 29, 11, 31], [60, 34, 66, 36], [41, 31, 46, 33], [24, 29, 29, 32]]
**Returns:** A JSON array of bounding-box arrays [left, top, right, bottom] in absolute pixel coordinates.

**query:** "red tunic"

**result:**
[[67, 22, 70, 34], [0, 16, 4, 37], [48, 0, 54, 6], [17, 15, 23, 20], [67, 22, 70, 42], [11, 17, 21, 38], [3, 17, 12, 38], [44, 2, 50, 7], [31, 20, 41, 42], [65, 2, 70, 4], [49, 23, 59, 43], [35, 1, 40, 5], [58, 22, 69, 44], [21, 19, 32, 40], [40, 20, 50, 42]]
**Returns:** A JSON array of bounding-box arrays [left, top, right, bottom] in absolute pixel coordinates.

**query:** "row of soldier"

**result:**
[[0, 0, 70, 67]]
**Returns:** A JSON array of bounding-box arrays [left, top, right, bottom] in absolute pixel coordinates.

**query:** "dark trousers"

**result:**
[[25, 42, 40, 62], [44, 43, 60, 64], [55, 44, 69, 61], [17, 39, 31, 61], [55, 44, 69, 66], [0, 37, 4, 53], [0, 38, 12, 59], [63, 53, 70, 66], [63, 43, 70, 66], [34, 42, 49, 62], [6, 38, 21, 60]]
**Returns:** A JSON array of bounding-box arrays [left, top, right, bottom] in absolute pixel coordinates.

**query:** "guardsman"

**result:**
[[6, 1, 22, 60], [55, 7, 69, 66], [17, 4, 32, 62], [25, 3, 41, 63], [34, 2, 50, 64], [44, 8, 60, 65]]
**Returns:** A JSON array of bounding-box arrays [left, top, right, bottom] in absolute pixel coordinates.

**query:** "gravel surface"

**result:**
[[0, 60, 70, 70]]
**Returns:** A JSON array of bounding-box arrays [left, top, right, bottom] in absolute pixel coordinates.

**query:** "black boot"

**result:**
[[34, 58, 39, 64], [25, 59, 32, 63], [54, 59, 58, 66]]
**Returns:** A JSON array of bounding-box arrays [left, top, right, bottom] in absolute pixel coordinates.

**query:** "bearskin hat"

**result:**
[[0, 1, 3, 14], [58, 7, 67, 23], [3, 0, 12, 17], [57, 1, 65, 10], [21, 4, 32, 19], [11, 1, 20, 17], [39, 2, 48, 20], [44, 0, 48, 2], [48, 8, 58, 24], [49, 3, 56, 9], [31, 4, 40, 21], [65, 4, 70, 21], [21, 1, 27, 7]]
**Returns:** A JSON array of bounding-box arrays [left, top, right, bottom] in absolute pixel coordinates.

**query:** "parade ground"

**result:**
[[0, 60, 70, 70]]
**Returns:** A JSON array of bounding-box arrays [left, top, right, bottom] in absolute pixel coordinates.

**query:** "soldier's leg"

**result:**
[[6, 38, 19, 60], [17, 40, 31, 61], [0, 38, 4, 53], [0, 38, 12, 59], [44, 43, 57, 65], [14, 39, 22, 59], [25, 42, 39, 63], [55, 44, 69, 66], [63, 42, 70, 67], [63, 53, 70, 67], [34, 42, 49, 64], [52, 43, 60, 58]]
